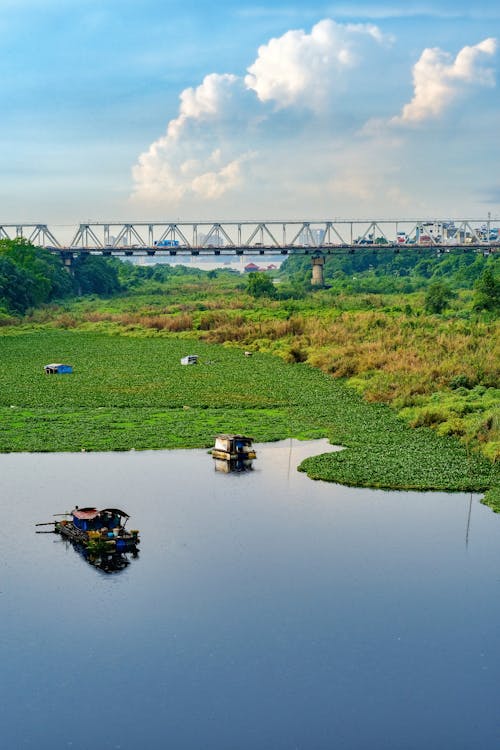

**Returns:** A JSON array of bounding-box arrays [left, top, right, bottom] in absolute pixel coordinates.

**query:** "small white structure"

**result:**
[[180, 355, 198, 365], [44, 363, 73, 375]]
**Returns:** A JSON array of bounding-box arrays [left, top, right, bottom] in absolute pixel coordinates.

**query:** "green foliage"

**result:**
[[0, 238, 73, 312], [281, 248, 498, 295], [73, 256, 121, 295], [473, 267, 500, 312], [247, 271, 277, 299], [0, 239, 127, 313], [0, 255, 36, 313], [424, 281, 454, 313]]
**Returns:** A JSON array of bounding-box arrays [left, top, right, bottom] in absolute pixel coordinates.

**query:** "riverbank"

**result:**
[[1, 329, 498, 510]]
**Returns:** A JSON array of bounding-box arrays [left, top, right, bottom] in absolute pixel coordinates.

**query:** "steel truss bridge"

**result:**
[[1, 219, 498, 256]]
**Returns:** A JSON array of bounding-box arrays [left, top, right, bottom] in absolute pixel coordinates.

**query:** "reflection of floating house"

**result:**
[[214, 457, 255, 473], [181, 355, 198, 365], [212, 434, 256, 461], [44, 363, 73, 374], [69, 540, 137, 574]]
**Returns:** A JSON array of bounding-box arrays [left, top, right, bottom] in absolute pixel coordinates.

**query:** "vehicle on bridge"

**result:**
[[154, 239, 180, 247]]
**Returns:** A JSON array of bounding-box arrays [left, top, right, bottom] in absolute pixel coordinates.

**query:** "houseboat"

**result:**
[[55, 507, 139, 553], [212, 434, 256, 461]]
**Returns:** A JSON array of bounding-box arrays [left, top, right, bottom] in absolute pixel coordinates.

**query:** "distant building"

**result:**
[[244, 262, 260, 272]]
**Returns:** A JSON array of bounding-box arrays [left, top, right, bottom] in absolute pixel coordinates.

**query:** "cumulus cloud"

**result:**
[[131, 73, 257, 203], [131, 19, 389, 206], [167, 73, 240, 139], [131, 19, 497, 215], [393, 37, 497, 124], [245, 18, 390, 110]]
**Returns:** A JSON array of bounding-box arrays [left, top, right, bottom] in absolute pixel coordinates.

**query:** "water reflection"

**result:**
[[59, 537, 139, 574], [214, 457, 255, 473]]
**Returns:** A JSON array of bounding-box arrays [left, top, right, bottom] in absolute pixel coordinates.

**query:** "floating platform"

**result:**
[[55, 507, 139, 554], [212, 434, 257, 462]]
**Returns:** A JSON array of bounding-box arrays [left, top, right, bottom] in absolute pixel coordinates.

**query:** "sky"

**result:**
[[0, 0, 499, 225]]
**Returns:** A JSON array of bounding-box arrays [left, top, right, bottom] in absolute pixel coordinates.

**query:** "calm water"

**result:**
[[1, 440, 499, 750]]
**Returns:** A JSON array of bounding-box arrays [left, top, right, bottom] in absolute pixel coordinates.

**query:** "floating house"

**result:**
[[212, 434, 256, 461], [36, 507, 139, 574], [55, 507, 139, 553], [44, 363, 73, 374], [180, 355, 198, 365]]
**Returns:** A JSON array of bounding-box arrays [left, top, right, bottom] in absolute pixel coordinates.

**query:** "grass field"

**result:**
[[1, 329, 498, 510]]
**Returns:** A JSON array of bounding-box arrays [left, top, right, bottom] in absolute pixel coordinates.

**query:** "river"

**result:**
[[1, 440, 499, 749]]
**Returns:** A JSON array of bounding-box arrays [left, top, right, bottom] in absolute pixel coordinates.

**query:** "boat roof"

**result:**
[[72, 507, 129, 520], [73, 507, 99, 520], [216, 434, 253, 440]]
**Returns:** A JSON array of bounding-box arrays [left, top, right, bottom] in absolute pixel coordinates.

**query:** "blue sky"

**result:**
[[0, 0, 499, 224]]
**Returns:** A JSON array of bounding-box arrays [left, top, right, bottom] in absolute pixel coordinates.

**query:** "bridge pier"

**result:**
[[311, 255, 325, 286], [61, 251, 75, 274]]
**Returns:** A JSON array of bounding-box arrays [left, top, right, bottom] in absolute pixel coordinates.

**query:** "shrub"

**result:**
[[424, 282, 454, 314]]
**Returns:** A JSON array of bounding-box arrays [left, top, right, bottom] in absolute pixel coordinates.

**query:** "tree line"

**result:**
[[1, 238, 498, 316], [278, 247, 499, 312], [0, 239, 126, 314]]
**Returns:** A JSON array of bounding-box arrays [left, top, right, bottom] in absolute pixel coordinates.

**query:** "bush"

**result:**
[[247, 272, 276, 299], [424, 282, 454, 314], [473, 267, 500, 313]]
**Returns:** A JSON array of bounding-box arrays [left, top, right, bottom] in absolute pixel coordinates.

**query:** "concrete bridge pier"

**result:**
[[311, 254, 325, 286], [61, 251, 74, 273]]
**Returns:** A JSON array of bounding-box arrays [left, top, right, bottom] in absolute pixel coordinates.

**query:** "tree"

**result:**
[[72, 256, 121, 295], [424, 281, 454, 314], [247, 271, 276, 299], [0, 238, 74, 312], [473, 267, 500, 312]]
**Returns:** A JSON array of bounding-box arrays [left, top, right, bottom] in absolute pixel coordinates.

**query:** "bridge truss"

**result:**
[[0, 219, 498, 254]]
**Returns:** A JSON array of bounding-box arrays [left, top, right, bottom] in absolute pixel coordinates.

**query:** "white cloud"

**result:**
[[131, 18, 390, 207], [167, 73, 240, 139], [244, 18, 389, 110], [393, 37, 497, 124], [130, 19, 498, 218], [190, 155, 251, 200], [131, 73, 256, 203]]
